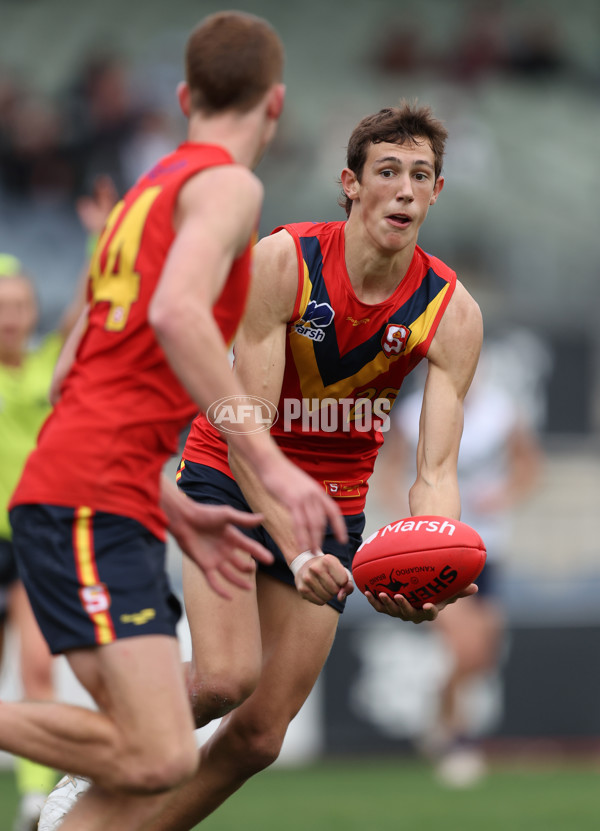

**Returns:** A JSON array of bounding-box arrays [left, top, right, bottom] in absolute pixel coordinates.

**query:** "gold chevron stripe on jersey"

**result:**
[[297, 260, 313, 320], [290, 280, 450, 406]]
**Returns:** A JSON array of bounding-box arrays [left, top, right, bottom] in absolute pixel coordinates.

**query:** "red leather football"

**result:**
[[352, 515, 486, 609]]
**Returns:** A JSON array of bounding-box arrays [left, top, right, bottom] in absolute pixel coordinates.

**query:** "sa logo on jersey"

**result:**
[[382, 323, 411, 357]]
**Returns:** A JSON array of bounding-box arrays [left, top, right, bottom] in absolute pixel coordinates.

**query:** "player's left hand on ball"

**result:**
[[295, 553, 354, 606], [364, 582, 478, 623], [171, 501, 274, 599]]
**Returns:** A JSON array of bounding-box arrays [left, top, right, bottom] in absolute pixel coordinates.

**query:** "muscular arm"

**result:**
[[227, 231, 299, 560], [228, 231, 352, 603], [365, 282, 483, 622], [149, 165, 266, 418], [409, 281, 483, 519]]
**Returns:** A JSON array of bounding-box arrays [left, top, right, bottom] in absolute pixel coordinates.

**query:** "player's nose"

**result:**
[[395, 175, 414, 201]]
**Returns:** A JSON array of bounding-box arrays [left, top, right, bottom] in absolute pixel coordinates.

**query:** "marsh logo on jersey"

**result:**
[[382, 323, 411, 357], [294, 300, 335, 342]]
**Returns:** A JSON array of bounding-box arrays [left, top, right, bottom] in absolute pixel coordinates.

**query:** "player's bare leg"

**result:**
[[9, 581, 57, 830], [436, 595, 503, 735], [139, 569, 339, 831], [427, 595, 503, 786], [0, 634, 198, 830], [180, 555, 263, 725]]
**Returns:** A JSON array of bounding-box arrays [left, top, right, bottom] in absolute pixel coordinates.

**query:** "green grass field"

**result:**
[[1, 757, 598, 830], [195, 757, 600, 831]]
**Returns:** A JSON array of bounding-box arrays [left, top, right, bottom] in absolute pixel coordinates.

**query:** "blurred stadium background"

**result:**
[[0, 0, 599, 825]]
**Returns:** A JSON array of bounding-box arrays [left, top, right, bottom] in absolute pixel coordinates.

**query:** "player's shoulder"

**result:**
[[443, 280, 482, 337], [175, 164, 263, 244], [255, 225, 295, 260], [428, 278, 483, 370], [259, 220, 343, 268], [184, 162, 262, 202], [245, 231, 298, 320]]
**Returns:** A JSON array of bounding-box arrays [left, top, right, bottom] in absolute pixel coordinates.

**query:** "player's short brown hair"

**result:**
[[340, 101, 448, 216], [185, 11, 284, 115]]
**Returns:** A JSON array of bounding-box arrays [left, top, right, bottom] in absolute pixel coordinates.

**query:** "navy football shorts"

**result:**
[[472, 558, 500, 600], [177, 459, 366, 613], [0, 538, 19, 620], [9, 504, 182, 655]]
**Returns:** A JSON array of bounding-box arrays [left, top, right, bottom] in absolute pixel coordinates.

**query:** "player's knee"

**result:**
[[189, 673, 258, 726], [118, 742, 198, 794], [230, 722, 286, 776]]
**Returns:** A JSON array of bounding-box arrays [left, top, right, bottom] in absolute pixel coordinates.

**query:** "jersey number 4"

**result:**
[[88, 186, 161, 331]]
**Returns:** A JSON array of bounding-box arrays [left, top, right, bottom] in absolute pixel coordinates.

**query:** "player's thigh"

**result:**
[[241, 572, 340, 724], [67, 634, 195, 747], [183, 554, 262, 683]]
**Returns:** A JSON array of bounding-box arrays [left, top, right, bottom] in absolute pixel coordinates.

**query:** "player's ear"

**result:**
[[429, 175, 444, 205], [177, 82, 191, 118], [341, 168, 359, 204], [266, 83, 286, 120]]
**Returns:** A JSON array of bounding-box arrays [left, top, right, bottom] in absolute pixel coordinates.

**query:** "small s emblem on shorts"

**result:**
[[79, 584, 111, 615]]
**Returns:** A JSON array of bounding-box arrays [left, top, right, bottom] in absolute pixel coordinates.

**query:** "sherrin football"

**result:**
[[352, 515, 486, 609]]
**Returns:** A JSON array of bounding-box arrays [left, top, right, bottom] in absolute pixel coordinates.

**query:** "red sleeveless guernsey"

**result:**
[[11, 143, 254, 538], [183, 221, 456, 515]]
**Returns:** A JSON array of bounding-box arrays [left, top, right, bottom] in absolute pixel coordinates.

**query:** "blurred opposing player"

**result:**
[[4, 11, 344, 831], [107, 101, 483, 830], [381, 343, 543, 785]]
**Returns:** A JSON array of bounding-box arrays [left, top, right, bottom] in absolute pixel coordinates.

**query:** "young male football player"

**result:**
[[83, 101, 484, 831]]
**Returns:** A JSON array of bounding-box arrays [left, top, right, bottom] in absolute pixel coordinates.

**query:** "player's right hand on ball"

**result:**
[[294, 553, 354, 605], [364, 582, 479, 623]]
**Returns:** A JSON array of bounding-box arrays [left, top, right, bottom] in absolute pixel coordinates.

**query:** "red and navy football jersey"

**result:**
[[11, 143, 255, 538], [183, 221, 456, 514]]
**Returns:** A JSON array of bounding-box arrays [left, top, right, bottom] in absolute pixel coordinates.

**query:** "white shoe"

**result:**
[[38, 775, 91, 830], [434, 746, 487, 788], [13, 791, 46, 831]]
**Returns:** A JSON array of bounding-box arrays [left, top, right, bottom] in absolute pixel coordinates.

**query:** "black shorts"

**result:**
[[177, 460, 366, 613], [0, 538, 19, 619], [9, 504, 182, 655]]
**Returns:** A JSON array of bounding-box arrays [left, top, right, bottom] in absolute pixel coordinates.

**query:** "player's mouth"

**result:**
[[386, 213, 412, 228]]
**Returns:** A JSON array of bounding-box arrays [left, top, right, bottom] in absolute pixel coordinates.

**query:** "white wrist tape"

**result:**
[[289, 549, 324, 577]]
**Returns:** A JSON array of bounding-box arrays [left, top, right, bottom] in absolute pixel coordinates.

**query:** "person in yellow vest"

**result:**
[[0, 240, 91, 831]]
